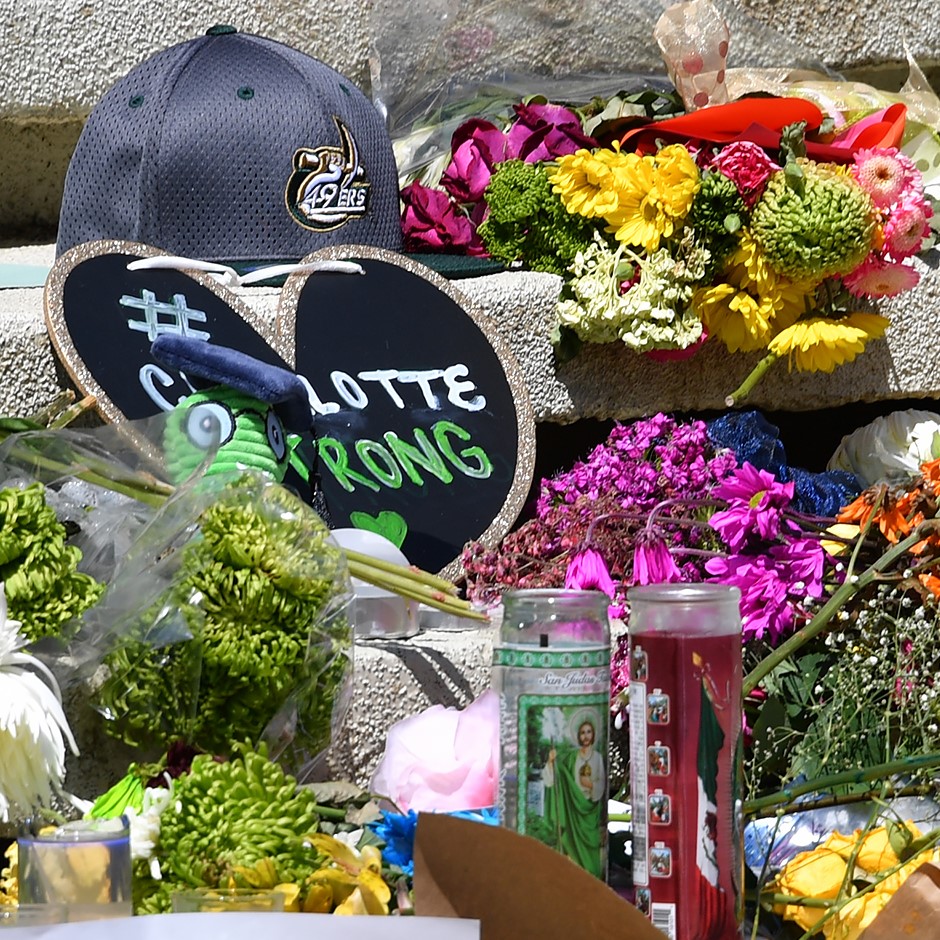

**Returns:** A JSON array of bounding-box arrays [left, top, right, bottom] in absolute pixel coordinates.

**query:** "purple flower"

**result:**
[[506, 101, 596, 163], [770, 538, 826, 596], [632, 529, 683, 585], [709, 463, 795, 551], [565, 547, 616, 595], [705, 553, 796, 643], [441, 119, 510, 203], [400, 181, 486, 255]]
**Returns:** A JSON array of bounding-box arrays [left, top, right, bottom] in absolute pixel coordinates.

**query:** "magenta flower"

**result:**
[[705, 553, 795, 643], [441, 119, 511, 204], [400, 181, 486, 256], [711, 141, 780, 209], [565, 546, 617, 595], [771, 538, 826, 596], [632, 529, 683, 586], [709, 463, 794, 551], [506, 101, 596, 163]]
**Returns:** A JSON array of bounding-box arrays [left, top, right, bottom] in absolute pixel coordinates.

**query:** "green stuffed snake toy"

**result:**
[[151, 334, 314, 487]]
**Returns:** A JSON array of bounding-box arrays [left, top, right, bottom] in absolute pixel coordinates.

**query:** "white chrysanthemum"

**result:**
[[828, 409, 940, 486], [0, 582, 78, 822], [125, 783, 173, 879]]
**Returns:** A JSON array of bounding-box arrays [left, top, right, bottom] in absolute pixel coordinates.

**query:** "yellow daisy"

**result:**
[[604, 144, 699, 253], [693, 234, 812, 353], [768, 311, 890, 372], [549, 147, 635, 219]]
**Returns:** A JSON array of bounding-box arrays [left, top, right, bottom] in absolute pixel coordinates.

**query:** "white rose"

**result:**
[[828, 409, 940, 486]]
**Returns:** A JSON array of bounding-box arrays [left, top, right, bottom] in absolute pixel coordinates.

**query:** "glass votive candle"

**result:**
[[17, 817, 132, 921], [0, 903, 68, 927], [170, 887, 286, 913]]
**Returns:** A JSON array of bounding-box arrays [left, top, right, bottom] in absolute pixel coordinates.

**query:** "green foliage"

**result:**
[[478, 160, 595, 275]]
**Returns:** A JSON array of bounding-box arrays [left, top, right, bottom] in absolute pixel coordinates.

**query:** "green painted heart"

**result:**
[[349, 510, 408, 549]]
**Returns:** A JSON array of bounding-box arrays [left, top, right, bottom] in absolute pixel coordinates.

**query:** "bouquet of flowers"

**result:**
[[400, 70, 937, 402]]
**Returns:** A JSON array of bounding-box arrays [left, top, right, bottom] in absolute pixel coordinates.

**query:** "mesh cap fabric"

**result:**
[[56, 26, 402, 262]]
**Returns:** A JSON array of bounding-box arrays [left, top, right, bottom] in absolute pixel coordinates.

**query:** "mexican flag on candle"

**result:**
[[696, 672, 731, 938]]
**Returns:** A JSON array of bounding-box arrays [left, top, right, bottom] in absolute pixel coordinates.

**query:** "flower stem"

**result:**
[[725, 352, 780, 407], [743, 750, 940, 815], [746, 782, 935, 819], [743, 524, 931, 695]]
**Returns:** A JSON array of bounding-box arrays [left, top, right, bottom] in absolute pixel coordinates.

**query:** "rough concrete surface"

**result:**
[[6, 242, 940, 422]]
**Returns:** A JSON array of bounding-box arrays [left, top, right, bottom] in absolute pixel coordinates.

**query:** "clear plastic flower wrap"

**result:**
[[0, 417, 354, 780], [78, 469, 354, 778]]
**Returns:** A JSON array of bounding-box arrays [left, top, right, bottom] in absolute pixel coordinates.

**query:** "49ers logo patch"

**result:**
[[286, 117, 370, 231]]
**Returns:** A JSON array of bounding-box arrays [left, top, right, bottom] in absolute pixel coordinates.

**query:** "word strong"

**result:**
[[281, 249, 534, 574]]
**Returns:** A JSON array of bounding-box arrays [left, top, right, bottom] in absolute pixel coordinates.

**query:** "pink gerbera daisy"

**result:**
[[852, 147, 918, 209], [843, 254, 920, 298], [883, 193, 933, 260]]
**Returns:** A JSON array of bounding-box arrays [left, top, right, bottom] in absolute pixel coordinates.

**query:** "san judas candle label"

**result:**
[[44, 242, 536, 576], [493, 646, 610, 880]]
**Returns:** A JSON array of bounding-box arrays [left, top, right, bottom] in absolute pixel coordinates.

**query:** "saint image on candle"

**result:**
[[537, 707, 606, 877]]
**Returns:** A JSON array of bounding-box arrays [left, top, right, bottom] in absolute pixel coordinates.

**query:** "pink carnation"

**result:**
[[711, 141, 780, 209], [852, 147, 920, 209], [843, 254, 920, 298], [883, 192, 933, 260]]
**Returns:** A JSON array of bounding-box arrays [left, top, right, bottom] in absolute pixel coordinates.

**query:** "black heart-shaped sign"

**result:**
[[44, 241, 535, 576]]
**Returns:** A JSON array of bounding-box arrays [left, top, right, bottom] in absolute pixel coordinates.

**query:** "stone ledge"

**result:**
[[4, 245, 940, 424]]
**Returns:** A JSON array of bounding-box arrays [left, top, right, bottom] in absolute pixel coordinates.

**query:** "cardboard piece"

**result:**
[[413, 814, 667, 940], [859, 862, 940, 940]]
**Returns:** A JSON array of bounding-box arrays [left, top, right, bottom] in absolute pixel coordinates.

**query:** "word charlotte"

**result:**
[[141, 355, 495, 493]]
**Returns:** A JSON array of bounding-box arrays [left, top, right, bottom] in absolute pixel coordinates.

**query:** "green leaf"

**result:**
[[724, 213, 742, 235], [552, 324, 584, 363]]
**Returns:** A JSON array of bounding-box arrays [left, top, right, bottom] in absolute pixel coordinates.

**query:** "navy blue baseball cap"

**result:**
[[56, 26, 403, 265]]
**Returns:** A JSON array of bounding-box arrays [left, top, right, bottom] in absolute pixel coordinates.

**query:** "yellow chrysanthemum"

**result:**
[[693, 233, 812, 353], [549, 146, 635, 219], [768, 311, 890, 373], [604, 144, 700, 252]]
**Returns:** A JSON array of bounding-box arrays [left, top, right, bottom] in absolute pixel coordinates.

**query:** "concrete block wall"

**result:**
[[3, 0, 940, 238]]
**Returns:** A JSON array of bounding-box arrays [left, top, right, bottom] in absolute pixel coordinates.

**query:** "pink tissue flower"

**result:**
[[441, 119, 511, 203], [370, 690, 498, 813], [506, 101, 596, 163], [400, 181, 486, 256], [711, 141, 780, 209]]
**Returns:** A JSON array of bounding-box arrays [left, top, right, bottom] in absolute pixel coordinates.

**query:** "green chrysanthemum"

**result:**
[[479, 160, 595, 275], [750, 160, 876, 282], [688, 170, 747, 275], [134, 744, 325, 914]]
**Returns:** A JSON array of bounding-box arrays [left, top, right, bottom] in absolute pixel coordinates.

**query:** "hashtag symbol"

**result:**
[[121, 290, 212, 341]]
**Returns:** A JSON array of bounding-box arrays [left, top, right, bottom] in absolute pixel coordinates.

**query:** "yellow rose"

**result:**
[[827, 888, 891, 940], [774, 846, 848, 935]]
